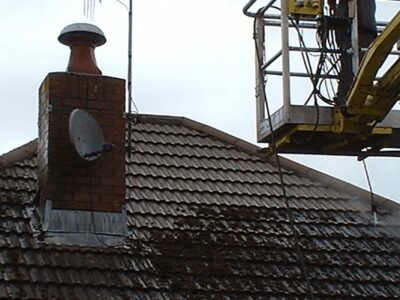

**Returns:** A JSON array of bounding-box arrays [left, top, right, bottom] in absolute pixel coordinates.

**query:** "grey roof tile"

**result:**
[[0, 116, 400, 299]]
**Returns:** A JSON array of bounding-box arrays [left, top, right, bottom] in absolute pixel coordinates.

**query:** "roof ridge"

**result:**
[[134, 114, 263, 158]]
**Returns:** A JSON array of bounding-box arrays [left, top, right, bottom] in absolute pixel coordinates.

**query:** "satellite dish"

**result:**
[[69, 109, 114, 161]]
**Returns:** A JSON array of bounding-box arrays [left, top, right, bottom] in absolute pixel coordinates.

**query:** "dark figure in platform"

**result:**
[[328, 0, 377, 106]]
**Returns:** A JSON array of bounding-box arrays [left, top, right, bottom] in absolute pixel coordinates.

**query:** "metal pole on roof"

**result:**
[[281, 0, 291, 109], [127, 0, 134, 158], [128, 0, 133, 118]]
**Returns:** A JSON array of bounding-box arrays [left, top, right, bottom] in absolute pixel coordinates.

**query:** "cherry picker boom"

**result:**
[[244, 0, 400, 159]]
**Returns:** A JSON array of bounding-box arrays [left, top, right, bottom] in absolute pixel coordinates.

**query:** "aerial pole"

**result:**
[[127, 0, 135, 158], [127, 0, 133, 118]]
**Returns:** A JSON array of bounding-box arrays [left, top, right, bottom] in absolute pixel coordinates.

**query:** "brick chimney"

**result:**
[[37, 23, 126, 244]]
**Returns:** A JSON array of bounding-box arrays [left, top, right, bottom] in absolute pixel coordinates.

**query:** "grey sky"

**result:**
[[1, 0, 399, 201]]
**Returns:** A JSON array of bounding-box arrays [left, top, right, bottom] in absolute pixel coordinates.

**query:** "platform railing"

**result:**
[[244, 0, 399, 113], [243, 0, 400, 157]]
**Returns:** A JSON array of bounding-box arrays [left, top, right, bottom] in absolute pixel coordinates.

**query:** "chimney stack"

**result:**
[[37, 24, 126, 244]]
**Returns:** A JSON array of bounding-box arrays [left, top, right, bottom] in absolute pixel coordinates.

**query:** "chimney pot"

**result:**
[[58, 23, 106, 75]]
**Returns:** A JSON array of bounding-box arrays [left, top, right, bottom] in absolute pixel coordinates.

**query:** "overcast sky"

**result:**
[[1, 0, 399, 202]]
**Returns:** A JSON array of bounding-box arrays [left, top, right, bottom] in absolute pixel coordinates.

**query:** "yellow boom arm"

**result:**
[[343, 11, 400, 127]]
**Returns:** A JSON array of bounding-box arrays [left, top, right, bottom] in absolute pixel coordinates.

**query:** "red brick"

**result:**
[[70, 75, 79, 98], [79, 76, 88, 99], [87, 76, 97, 100], [38, 73, 126, 213], [95, 77, 105, 101]]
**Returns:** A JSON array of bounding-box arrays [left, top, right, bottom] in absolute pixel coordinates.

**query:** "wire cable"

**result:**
[[266, 6, 322, 144], [287, 17, 322, 144], [253, 8, 315, 299], [289, 16, 334, 106], [362, 160, 378, 225]]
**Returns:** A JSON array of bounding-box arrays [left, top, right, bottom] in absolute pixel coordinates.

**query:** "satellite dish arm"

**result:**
[[83, 143, 114, 159]]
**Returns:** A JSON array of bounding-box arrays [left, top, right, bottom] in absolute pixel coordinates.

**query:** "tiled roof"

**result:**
[[1, 114, 400, 299]]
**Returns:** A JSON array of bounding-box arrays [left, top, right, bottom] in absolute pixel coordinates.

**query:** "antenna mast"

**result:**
[[127, 0, 135, 158]]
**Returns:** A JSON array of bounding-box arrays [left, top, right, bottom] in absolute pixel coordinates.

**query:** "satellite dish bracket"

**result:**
[[83, 143, 114, 159]]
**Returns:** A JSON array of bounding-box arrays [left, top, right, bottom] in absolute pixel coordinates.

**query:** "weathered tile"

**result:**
[[0, 119, 399, 299]]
